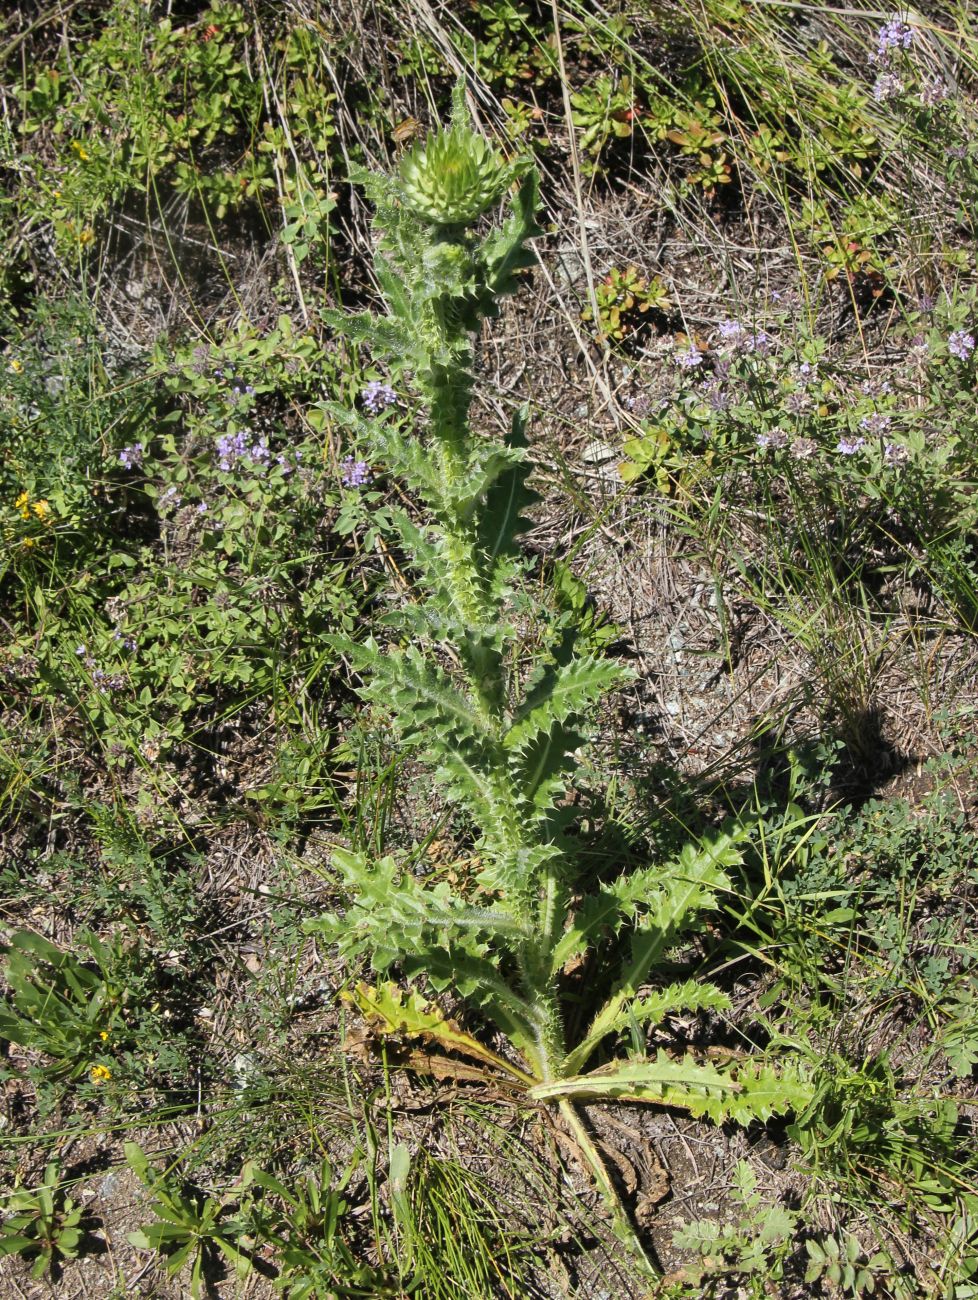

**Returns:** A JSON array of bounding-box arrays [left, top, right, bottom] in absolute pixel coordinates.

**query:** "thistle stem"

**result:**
[[556, 1097, 660, 1281]]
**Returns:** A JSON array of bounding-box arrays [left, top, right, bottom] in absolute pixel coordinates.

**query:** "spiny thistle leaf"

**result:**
[[330, 637, 491, 745], [478, 404, 537, 569], [478, 170, 544, 307], [622, 980, 732, 1031], [549, 887, 630, 975], [344, 982, 535, 1084], [476, 840, 566, 899], [530, 1051, 812, 1124], [448, 443, 524, 522], [431, 748, 519, 845], [505, 653, 629, 752], [565, 980, 732, 1068], [564, 836, 739, 1073], [510, 719, 583, 823], [322, 307, 416, 358]]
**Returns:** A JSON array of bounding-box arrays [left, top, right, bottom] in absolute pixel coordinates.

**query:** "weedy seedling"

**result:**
[[125, 1143, 255, 1299], [0, 930, 127, 1086], [310, 81, 811, 1276], [248, 1158, 400, 1298], [0, 1160, 87, 1280]]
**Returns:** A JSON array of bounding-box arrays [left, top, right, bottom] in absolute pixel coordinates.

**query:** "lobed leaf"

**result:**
[[344, 981, 535, 1083], [531, 1051, 811, 1124]]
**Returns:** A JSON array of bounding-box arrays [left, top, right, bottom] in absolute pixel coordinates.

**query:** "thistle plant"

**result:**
[[313, 83, 809, 1275]]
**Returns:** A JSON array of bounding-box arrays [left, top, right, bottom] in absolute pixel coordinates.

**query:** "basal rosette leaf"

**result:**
[[530, 1051, 812, 1125], [344, 982, 535, 1084]]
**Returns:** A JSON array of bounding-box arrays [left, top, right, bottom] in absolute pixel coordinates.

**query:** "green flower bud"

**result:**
[[399, 126, 512, 227]]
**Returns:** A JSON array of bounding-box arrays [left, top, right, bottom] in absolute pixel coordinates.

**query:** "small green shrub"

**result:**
[[581, 265, 671, 343]]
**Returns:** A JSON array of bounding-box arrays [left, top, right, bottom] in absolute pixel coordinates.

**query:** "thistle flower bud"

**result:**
[[398, 126, 512, 227]]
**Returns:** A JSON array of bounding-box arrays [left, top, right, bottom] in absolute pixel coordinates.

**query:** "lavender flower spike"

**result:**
[[361, 380, 397, 414], [341, 456, 371, 488], [948, 330, 976, 360]]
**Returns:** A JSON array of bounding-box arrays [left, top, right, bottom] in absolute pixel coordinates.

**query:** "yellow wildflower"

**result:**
[[7, 357, 23, 374], [32, 499, 51, 522], [14, 491, 30, 520], [90, 1064, 112, 1083], [71, 141, 90, 162], [99, 1030, 110, 1041]]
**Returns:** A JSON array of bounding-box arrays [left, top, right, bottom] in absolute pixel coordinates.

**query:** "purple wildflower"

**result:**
[[745, 330, 774, 356], [228, 381, 256, 404], [216, 429, 250, 471], [704, 381, 730, 412], [796, 361, 817, 385], [837, 436, 867, 455], [675, 347, 704, 370], [948, 330, 975, 360], [859, 412, 892, 436], [119, 443, 144, 469], [873, 17, 913, 63], [884, 442, 911, 465], [717, 319, 745, 345], [920, 78, 949, 108], [755, 428, 788, 450], [784, 390, 811, 415], [158, 486, 182, 510], [341, 456, 371, 488], [248, 436, 271, 467], [361, 380, 397, 414], [872, 72, 904, 102], [790, 437, 817, 460]]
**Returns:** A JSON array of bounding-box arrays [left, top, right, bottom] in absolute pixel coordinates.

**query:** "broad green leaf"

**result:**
[[0, 1235, 36, 1257]]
